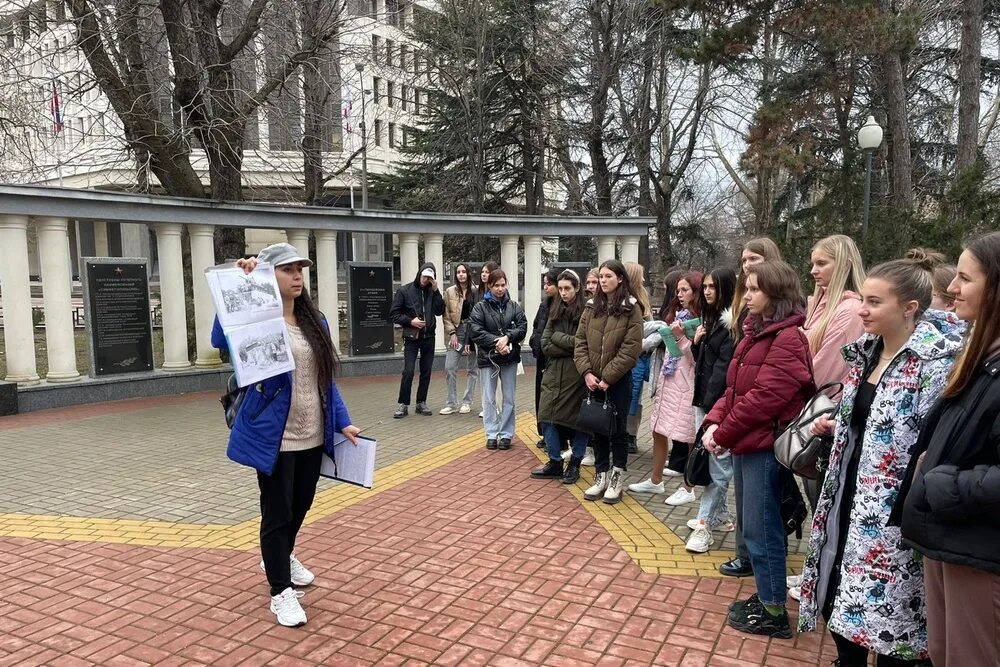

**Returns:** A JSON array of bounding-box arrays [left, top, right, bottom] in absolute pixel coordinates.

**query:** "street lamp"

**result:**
[[355, 63, 369, 210], [857, 115, 883, 242]]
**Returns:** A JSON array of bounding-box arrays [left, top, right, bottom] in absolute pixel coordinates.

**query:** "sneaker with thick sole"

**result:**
[[719, 557, 754, 578], [687, 518, 736, 532], [498, 438, 512, 450], [727, 596, 792, 639], [439, 405, 457, 415], [602, 467, 625, 504], [459, 403, 472, 414], [415, 403, 432, 416], [583, 471, 609, 501], [289, 555, 314, 586], [685, 523, 714, 553], [393, 404, 408, 419], [270, 587, 307, 627], [628, 478, 665, 494], [788, 586, 801, 602], [581, 449, 596, 466], [530, 460, 564, 479], [729, 593, 759, 614], [664, 487, 696, 506], [786, 574, 803, 588], [486, 439, 498, 450], [662, 467, 684, 477]]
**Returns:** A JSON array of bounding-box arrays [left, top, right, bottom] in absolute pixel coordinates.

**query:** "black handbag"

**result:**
[[684, 427, 713, 487], [220, 374, 246, 429], [575, 392, 617, 436]]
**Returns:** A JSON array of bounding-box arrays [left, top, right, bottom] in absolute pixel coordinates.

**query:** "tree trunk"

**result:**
[[881, 51, 913, 210], [955, 0, 983, 172]]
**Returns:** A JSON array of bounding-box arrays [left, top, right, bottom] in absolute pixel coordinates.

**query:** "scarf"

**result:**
[[661, 308, 691, 378]]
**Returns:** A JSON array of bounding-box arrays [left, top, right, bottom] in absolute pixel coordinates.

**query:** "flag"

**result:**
[[49, 79, 63, 135], [342, 87, 353, 134]]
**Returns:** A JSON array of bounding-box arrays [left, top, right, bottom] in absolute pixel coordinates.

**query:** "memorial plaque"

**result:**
[[346, 262, 395, 356], [82, 258, 155, 376]]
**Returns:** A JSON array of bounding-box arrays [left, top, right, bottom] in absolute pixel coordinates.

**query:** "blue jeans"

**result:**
[[694, 407, 733, 528], [445, 346, 477, 408], [543, 422, 589, 462], [480, 363, 517, 440], [733, 450, 787, 606]]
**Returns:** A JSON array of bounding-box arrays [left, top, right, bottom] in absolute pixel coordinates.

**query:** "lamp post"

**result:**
[[857, 115, 883, 243], [355, 62, 369, 210]]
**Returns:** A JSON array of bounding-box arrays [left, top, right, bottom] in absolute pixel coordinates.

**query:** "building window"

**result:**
[[371, 35, 381, 64], [388, 122, 396, 148], [373, 119, 382, 146], [400, 85, 408, 111], [402, 126, 409, 148], [372, 76, 381, 104], [369, 0, 377, 19], [385, 40, 394, 68], [386, 81, 394, 108], [399, 44, 408, 71], [386, 0, 399, 27]]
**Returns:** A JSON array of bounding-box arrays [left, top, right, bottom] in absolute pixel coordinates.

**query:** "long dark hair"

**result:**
[[699, 267, 737, 335], [663, 271, 703, 322], [292, 288, 340, 387], [452, 262, 473, 299], [592, 260, 635, 317], [478, 261, 499, 294], [945, 232, 1000, 397], [659, 267, 684, 320], [549, 270, 584, 325]]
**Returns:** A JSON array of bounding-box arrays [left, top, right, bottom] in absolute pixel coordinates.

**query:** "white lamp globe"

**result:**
[[857, 115, 883, 151]]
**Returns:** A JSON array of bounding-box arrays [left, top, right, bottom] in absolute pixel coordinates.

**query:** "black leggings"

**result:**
[[830, 632, 931, 667]]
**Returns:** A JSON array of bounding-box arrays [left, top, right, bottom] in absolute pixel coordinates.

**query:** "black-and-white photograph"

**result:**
[[226, 319, 296, 387], [206, 263, 283, 329]]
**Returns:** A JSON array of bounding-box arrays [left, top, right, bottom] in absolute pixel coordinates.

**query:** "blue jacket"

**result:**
[[212, 317, 352, 475]]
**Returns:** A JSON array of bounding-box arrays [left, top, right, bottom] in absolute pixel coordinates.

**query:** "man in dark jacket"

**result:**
[[390, 262, 445, 418]]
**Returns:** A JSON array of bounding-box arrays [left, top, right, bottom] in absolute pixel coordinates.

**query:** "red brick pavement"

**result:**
[[0, 438, 837, 666]]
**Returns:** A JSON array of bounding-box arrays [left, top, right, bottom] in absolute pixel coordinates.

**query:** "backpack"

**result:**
[[779, 471, 809, 539]]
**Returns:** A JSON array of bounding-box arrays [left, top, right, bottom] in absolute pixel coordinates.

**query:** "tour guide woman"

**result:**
[[211, 243, 361, 629]]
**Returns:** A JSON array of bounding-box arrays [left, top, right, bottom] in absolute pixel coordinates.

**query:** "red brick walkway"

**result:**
[[0, 438, 836, 666]]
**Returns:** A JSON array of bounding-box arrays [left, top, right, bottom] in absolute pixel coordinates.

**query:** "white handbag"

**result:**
[[774, 382, 842, 480]]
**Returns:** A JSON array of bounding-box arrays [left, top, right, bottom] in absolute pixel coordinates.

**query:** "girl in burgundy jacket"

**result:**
[[703, 260, 815, 639]]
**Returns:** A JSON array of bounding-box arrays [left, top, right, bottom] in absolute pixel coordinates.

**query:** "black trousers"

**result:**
[[830, 632, 930, 667], [592, 373, 633, 472], [398, 336, 435, 405], [258, 447, 324, 596]]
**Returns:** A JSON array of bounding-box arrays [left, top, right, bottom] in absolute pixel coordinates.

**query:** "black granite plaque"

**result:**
[[346, 262, 395, 356], [84, 261, 154, 375]]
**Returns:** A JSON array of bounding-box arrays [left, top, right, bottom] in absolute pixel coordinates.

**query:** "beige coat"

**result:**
[[574, 297, 643, 386], [443, 285, 475, 337]]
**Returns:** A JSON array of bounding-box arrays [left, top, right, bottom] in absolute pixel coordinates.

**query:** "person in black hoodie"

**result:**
[[390, 262, 445, 418], [893, 231, 1000, 667], [469, 268, 528, 450]]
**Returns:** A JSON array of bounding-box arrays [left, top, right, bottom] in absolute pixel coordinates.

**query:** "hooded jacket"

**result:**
[[389, 262, 445, 340], [692, 309, 735, 411], [574, 297, 643, 387]]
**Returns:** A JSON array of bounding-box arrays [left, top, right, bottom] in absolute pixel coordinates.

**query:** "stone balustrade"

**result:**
[[0, 185, 649, 385]]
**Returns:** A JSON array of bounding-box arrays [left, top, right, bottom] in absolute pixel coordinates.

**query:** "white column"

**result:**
[[500, 235, 520, 304], [398, 233, 420, 288], [0, 215, 39, 383], [153, 224, 192, 370], [35, 217, 80, 382], [189, 225, 222, 368], [621, 235, 640, 264], [597, 236, 617, 264], [315, 229, 340, 353], [93, 221, 109, 256], [423, 233, 445, 352], [285, 229, 311, 288], [523, 235, 543, 328]]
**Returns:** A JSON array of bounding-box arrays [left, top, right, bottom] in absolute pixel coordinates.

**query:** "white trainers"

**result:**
[[686, 518, 736, 532], [561, 449, 572, 461], [478, 410, 484, 418], [270, 587, 307, 627], [581, 449, 595, 466], [602, 467, 625, 504], [788, 586, 801, 602], [786, 574, 803, 588], [439, 405, 457, 415], [627, 479, 665, 494], [664, 487, 696, 506], [662, 467, 683, 477], [459, 403, 472, 414], [583, 471, 609, 501], [260, 555, 315, 587], [685, 521, 714, 553]]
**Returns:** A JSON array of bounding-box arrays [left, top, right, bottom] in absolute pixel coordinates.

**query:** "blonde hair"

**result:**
[[731, 237, 782, 337], [624, 261, 651, 317], [806, 235, 867, 354]]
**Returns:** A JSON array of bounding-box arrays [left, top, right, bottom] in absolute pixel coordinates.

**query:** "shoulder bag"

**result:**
[[774, 381, 842, 479], [684, 426, 713, 487], [220, 373, 247, 429], [575, 391, 617, 436]]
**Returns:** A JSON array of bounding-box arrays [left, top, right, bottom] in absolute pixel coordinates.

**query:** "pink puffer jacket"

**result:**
[[648, 337, 697, 443]]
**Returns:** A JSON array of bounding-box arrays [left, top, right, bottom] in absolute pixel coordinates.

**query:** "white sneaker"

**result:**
[[662, 467, 683, 477], [260, 556, 315, 587], [459, 403, 471, 414], [685, 522, 714, 553], [788, 586, 801, 602], [581, 449, 595, 466], [561, 449, 572, 461], [686, 518, 736, 532], [602, 467, 625, 504], [439, 405, 457, 415], [583, 471, 608, 501], [270, 587, 307, 627], [664, 487, 696, 506], [786, 574, 803, 588], [478, 410, 484, 418], [628, 479, 665, 494]]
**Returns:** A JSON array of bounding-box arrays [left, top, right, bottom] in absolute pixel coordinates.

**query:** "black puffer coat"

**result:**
[[468, 293, 528, 368], [692, 309, 735, 412]]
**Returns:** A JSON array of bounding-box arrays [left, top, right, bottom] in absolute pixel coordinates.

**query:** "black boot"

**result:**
[[627, 434, 638, 454], [562, 458, 581, 484], [531, 459, 563, 479]]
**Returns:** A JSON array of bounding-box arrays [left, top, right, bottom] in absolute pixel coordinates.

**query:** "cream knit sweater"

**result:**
[[280, 323, 323, 452]]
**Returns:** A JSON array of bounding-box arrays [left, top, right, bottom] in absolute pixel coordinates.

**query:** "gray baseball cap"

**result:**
[[256, 242, 313, 268]]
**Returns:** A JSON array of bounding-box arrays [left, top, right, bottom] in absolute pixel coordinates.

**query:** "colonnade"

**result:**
[[0, 212, 641, 384]]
